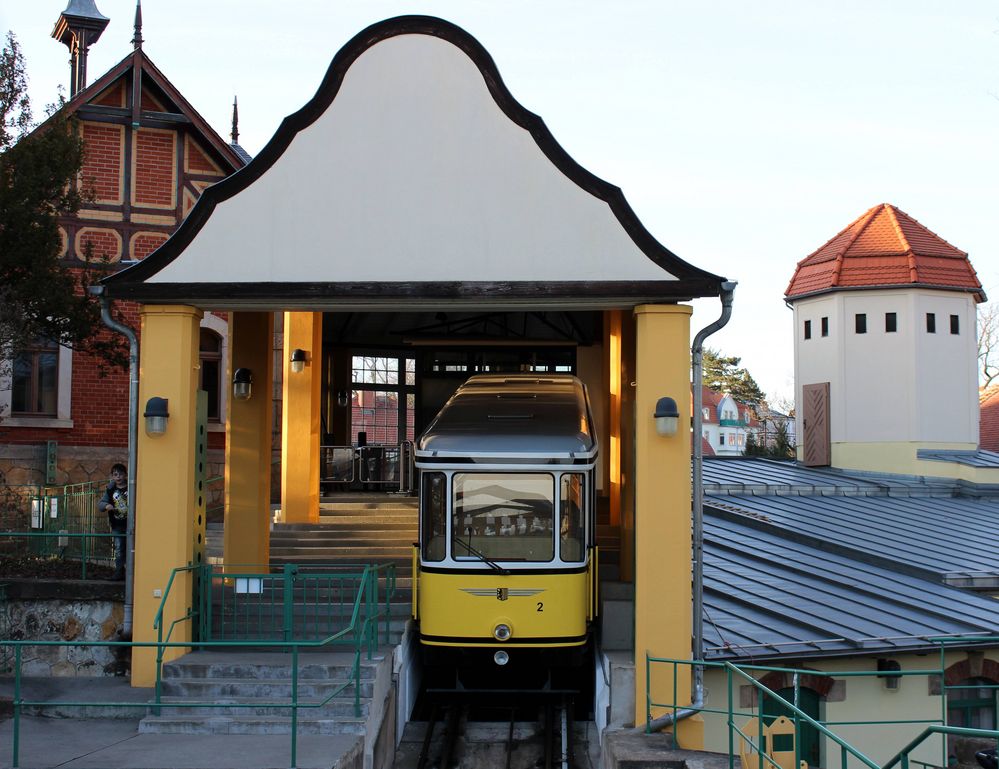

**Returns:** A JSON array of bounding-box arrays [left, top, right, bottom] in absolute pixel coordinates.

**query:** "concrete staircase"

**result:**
[[138, 649, 391, 735]]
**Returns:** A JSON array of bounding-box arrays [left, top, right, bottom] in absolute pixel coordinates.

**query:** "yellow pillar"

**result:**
[[133, 304, 203, 687], [224, 312, 274, 568], [632, 304, 701, 746], [605, 310, 623, 527], [281, 311, 321, 523]]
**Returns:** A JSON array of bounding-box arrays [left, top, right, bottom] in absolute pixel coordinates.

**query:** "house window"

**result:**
[[11, 338, 59, 416], [718, 435, 724, 446], [855, 313, 867, 334], [199, 329, 223, 422], [951, 315, 960, 335], [821, 317, 829, 337], [926, 313, 936, 333], [948, 678, 997, 730], [885, 312, 897, 333], [804, 320, 812, 340], [702, 407, 710, 420]]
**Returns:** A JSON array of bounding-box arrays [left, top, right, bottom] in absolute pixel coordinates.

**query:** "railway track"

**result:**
[[406, 696, 576, 769]]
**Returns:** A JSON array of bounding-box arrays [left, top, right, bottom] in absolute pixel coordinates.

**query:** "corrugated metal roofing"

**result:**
[[917, 449, 999, 468], [703, 512, 999, 660], [701, 457, 999, 660]]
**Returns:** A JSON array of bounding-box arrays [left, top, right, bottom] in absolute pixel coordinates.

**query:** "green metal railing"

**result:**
[[647, 643, 999, 769], [4, 559, 397, 769], [0, 531, 117, 579]]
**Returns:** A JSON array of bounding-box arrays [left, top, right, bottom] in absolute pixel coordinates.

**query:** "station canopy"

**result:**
[[103, 16, 725, 311]]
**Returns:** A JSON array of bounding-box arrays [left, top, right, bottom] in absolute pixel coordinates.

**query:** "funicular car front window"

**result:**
[[452, 473, 554, 562]]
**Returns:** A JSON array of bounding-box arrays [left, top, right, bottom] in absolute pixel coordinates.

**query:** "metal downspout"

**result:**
[[646, 280, 737, 733], [90, 286, 138, 636]]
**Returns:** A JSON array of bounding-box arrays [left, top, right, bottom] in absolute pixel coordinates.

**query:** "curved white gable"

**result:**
[[150, 34, 676, 285]]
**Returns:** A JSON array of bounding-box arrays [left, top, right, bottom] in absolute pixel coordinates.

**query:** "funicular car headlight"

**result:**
[[493, 623, 512, 641]]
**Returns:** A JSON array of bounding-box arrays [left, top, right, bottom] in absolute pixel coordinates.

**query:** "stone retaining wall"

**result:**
[[2, 580, 127, 677]]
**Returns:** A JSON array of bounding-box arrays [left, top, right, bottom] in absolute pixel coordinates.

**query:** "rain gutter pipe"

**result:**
[[89, 285, 137, 636], [646, 279, 737, 733]]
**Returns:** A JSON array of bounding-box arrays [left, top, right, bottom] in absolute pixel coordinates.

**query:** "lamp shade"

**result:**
[[232, 367, 253, 401], [654, 396, 679, 437], [290, 348, 307, 373], [144, 396, 169, 436]]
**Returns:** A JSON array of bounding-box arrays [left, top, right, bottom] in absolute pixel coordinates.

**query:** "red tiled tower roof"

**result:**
[[786, 204, 985, 302]]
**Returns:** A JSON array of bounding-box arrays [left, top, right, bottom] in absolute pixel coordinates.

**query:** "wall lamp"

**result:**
[[232, 368, 253, 401], [654, 396, 680, 437], [290, 348, 308, 373], [144, 397, 169, 436]]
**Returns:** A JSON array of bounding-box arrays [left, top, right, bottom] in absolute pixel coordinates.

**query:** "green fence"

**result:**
[[3, 560, 397, 769], [647, 642, 999, 769]]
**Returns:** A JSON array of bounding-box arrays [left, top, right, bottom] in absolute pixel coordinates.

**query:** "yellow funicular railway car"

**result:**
[[413, 374, 598, 691]]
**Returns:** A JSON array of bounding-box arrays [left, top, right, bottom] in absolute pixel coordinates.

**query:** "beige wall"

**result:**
[[699, 651, 992, 768]]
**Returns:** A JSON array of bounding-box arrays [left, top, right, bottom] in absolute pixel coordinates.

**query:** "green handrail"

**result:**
[[645, 653, 991, 769], [3, 559, 397, 768], [0, 531, 117, 579]]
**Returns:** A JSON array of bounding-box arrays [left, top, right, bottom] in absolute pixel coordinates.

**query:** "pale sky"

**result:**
[[4, 1, 998, 401]]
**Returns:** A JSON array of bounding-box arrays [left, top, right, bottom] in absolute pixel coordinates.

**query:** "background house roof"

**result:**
[[785, 203, 985, 302]]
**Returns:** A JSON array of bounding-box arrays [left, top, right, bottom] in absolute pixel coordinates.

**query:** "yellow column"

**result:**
[[632, 304, 701, 746], [224, 312, 274, 568], [281, 312, 321, 523], [133, 304, 203, 687], [605, 310, 623, 527]]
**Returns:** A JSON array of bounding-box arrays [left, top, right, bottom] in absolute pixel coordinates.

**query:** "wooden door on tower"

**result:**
[[801, 382, 830, 467]]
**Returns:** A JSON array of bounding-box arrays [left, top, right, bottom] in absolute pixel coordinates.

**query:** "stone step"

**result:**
[[160, 677, 375, 699], [160, 651, 383, 680], [150, 695, 370, 719], [272, 526, 416, 537], [138, 714, 367, 735]]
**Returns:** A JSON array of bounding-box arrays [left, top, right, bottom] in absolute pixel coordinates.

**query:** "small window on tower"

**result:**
[[885, 313, 897, 333], [803, 320, 812, 340], [926, 313, 936, 333], [855, 314, 867, 334], [821, 317, 829, 337], [951, 315, 960, 335]]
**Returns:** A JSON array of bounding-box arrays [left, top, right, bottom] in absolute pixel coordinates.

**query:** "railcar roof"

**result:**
[[416, 374, 596, 458]]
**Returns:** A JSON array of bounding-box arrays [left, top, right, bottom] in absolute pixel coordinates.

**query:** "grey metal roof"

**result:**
[[700, 457, 999, 660], [703, 511, 999, 660], [416, 374, 596, 459], [918, 449, 999, 468], [702, 458, 999, 582]]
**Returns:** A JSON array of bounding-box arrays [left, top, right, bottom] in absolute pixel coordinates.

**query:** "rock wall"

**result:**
[[2, 580, 127, 677]]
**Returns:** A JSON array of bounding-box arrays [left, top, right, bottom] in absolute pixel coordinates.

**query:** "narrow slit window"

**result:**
[[885, 313, 897, 333], [821, 317, 829, 337], [951, 315, 960, 335], [803, 320, 812, 340], [855, 314, 867, 334], [926, 313, 936, 333]]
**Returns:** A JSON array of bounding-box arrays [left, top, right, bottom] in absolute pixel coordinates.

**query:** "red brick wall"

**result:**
[[130, 232, 168, 260], [186, 140, 219, 174], [133, 129, 174, 207], [80, 122, 122, 202]]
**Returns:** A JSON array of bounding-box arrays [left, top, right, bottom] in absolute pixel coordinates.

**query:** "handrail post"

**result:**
[[645, 653, 651, 733], [81, 531, 87, 580], [13, 644, 21, 768], [673, 660, 678, 745], [366, 567, 375, 659], [283, 563, 297, 642], [291, 643, 299, 769], [728, 666, 734, 769], [793, 671, 801, 769]]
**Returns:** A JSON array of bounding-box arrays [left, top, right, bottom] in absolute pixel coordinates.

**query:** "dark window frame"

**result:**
[[804, 320, 812, 340], [199, 329, 223, 423], [926, 313, 936, 333], [821, 317, 829, 337], [886, 312, 897, 333], [951, 315, 960, 335], [855, 314, 867, 334], [11, 338, 59, 417]]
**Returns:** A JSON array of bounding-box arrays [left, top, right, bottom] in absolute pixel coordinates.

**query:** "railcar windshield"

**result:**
[[452, 472, 554, 562]]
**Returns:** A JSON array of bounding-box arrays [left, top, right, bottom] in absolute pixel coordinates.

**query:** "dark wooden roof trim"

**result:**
[[105, 15, 724, 294], [103, 279, 719, 306], [38, 49, 244, 172]]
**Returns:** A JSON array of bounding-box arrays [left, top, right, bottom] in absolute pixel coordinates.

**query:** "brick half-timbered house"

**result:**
[[0, 0, 247, 485]]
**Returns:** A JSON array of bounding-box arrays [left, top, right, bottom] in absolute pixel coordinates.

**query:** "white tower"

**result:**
[[785, 203, 985, 476]]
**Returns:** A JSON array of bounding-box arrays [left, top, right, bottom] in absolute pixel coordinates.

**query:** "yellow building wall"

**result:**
[[280, 311, 322, 523], [132, 304, 203, 687], [224, 311, 275, 568], [700, 652, 986, 769], [632, 304, 699, 745]]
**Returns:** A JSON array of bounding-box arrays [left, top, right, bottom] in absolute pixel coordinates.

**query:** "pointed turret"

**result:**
[[132, 0, 143, 51], [229, 95, 252, 164], [52, 0, 110, 97]]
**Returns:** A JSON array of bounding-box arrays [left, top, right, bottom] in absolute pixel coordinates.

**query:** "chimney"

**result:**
[[52, 0, 110, 98]]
